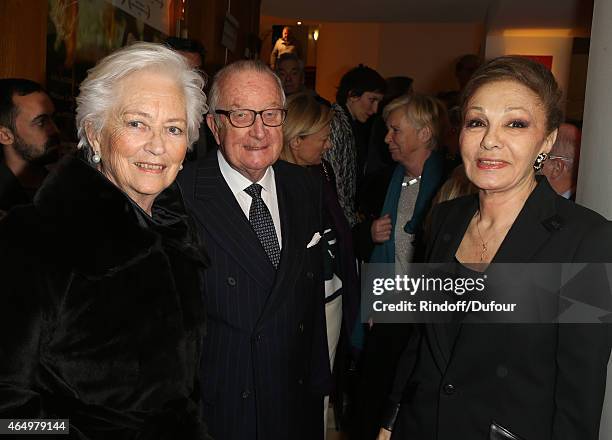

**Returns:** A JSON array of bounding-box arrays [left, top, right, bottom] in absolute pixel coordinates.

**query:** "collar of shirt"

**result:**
[[561, 188, 574, 200], [217, 149, 276, 197], [217, 150, 282, 247]]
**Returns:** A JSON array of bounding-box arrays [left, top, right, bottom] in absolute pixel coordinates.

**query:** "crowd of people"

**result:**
[[0, 36, 610, 440]]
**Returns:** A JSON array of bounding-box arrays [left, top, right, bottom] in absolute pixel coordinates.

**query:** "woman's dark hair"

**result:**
[[381, 76, 413, 109], [460, 55, 563, 133], [336, 64, 386, 105]]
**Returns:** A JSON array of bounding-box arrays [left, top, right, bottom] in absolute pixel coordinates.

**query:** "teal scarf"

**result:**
[[369, 150, 445, 264], [352, 150, 445, 350]]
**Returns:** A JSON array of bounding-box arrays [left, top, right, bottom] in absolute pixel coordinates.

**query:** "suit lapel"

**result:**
[[426, 195, 478, 373], [192, 153, 276, 289], [490, 179, 557, 263], [257, 162, 313, 325], [428, 178, 560, 374]]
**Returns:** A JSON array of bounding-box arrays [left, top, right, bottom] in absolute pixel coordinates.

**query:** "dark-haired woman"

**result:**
[[378, 56, 612, 440]]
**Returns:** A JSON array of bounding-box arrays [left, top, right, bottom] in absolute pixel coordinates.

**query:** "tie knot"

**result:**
[[244, 183, 263, 199]]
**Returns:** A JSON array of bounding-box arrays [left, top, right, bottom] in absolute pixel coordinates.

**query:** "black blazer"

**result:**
[[389, 177, 612, 440], [178, 152, 330, 440]]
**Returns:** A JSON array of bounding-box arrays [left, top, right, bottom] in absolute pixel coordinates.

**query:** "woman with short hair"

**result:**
[[352, 93, 447, 440], [326, 65, 386, 227], [0, 42, 210, 439], [367, 93, 448, 268], [378, 56, 612, 440]]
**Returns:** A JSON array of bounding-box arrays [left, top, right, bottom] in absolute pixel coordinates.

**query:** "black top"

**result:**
[[0, 161, 32, 211], [0, 154, 210, 439], [385, 177, 612, 440]]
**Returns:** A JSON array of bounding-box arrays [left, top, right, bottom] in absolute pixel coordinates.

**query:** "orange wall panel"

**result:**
[[312, 21, 483, 103], [378, 23, 484, 94], [188, 0, 261, 75], [0, 0, 48, 83], [315, 22, 382, 102]]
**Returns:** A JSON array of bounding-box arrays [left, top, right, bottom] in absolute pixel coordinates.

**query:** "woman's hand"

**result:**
[[371, 214, 392, 243], [377, 427, 392, 440]]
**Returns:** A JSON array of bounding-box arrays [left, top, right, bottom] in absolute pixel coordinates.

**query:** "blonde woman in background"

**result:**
[[423, 164, 478, 242], [432, 163, 477, 204], [282, 92, 359, 437]]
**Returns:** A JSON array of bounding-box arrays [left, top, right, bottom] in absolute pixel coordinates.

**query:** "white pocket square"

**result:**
[[307, 232, 322, 248]]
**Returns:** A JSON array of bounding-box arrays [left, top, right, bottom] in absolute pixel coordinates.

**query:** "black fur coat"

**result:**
[[0, 154, 210, 439]]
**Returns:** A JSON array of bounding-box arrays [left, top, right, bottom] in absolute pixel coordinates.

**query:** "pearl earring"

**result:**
[[92, 152, 101, 164], [179, 163, 184, 170]]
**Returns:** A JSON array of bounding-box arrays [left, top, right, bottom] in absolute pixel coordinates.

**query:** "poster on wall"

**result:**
[[46, 0, 170, 146], [110, 0, 172, 35], [519, 55, 553, 70]]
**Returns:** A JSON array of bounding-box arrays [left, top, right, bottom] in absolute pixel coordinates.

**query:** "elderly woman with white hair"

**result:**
[[0, 43, 210, 439]]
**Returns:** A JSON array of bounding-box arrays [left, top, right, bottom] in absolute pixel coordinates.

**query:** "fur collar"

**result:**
[[33, 154, 207, 278]]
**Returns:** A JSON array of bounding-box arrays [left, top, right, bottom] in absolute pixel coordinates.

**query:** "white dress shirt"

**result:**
[[217, 150, 282, 248], [561, 188, 574, 200]]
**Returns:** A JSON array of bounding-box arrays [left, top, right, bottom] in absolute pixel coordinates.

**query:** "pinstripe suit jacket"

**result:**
[[178, 152, 329, 440]]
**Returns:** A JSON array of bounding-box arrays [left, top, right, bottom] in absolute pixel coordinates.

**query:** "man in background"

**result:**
[[541, 122, 581, 200], [270, 26, 301, 70], [0, 78, 60, 211], [276, 53, 330, 107], [165, 36, 206, 70], [276, 52, 306, 96], [165, 36, 215, 159]]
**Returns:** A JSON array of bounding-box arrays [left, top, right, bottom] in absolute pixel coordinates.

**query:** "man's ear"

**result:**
[[0, 126, 15, 146], [206, 114, 222, 145], [549, 159, 564, 179]]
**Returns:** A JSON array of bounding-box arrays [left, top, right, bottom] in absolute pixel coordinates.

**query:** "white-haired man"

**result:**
[[541, 122, 581, 200], [178, 60, 329, 440]]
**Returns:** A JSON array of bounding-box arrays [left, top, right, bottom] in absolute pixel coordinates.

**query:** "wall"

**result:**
[[0, 0, 262, 83], [484, 30, 587, 113], [572, 3, 612, 435], [259, 15, 318, 67], [377, 23, 484, 94], [259, 18, 484, 102], [188, 0, 261, 74], [0, 0, 48, 83], [315, 22, 382, 102], [313, 22, 483, 103]]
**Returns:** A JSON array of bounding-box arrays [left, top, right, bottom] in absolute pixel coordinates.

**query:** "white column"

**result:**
[[580, 3, 612, 439], [576, 0, 612, 218], [603, 358, 612, 440]]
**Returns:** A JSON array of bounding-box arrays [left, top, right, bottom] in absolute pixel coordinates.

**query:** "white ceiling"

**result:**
[[260, 0, 594, 30]]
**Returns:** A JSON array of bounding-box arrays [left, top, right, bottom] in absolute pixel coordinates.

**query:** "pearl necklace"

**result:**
[[401, 175, 421, 187]]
